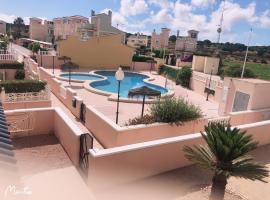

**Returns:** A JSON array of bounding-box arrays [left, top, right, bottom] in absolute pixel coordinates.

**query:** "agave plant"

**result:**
[[183, 121, 268, 200]]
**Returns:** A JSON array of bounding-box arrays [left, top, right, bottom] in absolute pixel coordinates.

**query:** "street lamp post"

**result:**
[[241, 28, 253, 79], [52, 56, 55, 74], [206, 67, 214, 101], [115, 67, 125, 124]]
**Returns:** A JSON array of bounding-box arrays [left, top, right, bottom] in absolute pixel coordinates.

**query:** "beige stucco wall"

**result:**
[[3, 101, 51, 110], [219, 78, 270, 115], [57, 34, 134, 69], [88, 120, 270, 188], [192, 55, 205, 72], [5, 108, 83, 166], [192, 56, 219, 75], [204, 57, 220, 74]]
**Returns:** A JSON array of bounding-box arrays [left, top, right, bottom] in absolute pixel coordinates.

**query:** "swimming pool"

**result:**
[[60, 73, 103, 81], [90, 71, 168, 98]]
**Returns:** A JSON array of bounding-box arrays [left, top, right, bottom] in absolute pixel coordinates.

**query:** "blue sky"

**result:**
[[1, 0, 270, 45]]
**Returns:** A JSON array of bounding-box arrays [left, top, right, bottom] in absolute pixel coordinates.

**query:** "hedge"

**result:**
[[158, 65, 179, 80], [0, 62, 24, 70], [0, 80, 47, 93], [132, 55, 154, 62]]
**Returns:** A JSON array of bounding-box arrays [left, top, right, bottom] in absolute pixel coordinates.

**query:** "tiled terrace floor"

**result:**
[[48, 69, 220, 126]]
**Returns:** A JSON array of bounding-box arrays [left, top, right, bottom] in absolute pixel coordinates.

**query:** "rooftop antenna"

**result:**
[[217, 0, 226, 43]]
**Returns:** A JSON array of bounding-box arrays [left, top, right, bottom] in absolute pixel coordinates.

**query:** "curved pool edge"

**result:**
[[56, 72, 105, 83], [84, 70, 175, 103]]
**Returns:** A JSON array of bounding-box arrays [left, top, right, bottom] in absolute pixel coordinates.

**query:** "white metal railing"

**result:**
[[3, 87, 50, 103], [0, 54, 15, 61]]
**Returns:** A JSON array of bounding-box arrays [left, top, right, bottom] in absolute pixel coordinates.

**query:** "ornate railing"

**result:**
[[4, 87, 50, 103], [0, 54, 15, 61]]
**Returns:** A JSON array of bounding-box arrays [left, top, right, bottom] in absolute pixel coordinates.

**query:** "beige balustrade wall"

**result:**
[[5, 107, 83, 166], [88, 120, 270, 189]]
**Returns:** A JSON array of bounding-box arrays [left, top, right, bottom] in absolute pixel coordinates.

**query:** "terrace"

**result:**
[[3, 44, 270, 200]]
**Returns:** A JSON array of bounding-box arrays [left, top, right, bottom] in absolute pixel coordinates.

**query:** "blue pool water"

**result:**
[[60, 73, 102, 81], [90, 71, 168, 98]]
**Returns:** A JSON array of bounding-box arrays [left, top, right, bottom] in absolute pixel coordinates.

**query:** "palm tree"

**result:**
[[183, 121, 268, 200]]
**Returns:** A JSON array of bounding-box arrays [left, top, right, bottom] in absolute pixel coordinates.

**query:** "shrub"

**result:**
[[223, 65, 256, 78], [0, 80, 47, 93], [150, 97, 202, 125], [15, 69, 25, 80], [176, 66, 192, 88], [159, 65, 179, 80], [126, 114, 156, 126], [0, 62, 24, 69], [261, 59, 268, 64], [132, 55, 154, 62]]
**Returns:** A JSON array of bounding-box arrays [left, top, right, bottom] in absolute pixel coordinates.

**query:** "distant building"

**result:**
[[127, 33, 148, 48], [151, 28, 170, 51], [79, 10, 125, 42], [57, 34, 134, 69], [175, 30, 199, 53], [0, 20, 6, 35], [29, 18, 54, 42], [53, 15, 89, 40]]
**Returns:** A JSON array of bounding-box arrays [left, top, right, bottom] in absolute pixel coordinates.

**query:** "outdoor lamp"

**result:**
[[115, 67, 124, 81], [115, 67, 125, 124]]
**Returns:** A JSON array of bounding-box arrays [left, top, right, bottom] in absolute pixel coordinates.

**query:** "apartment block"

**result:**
[[127, 33, 148, 48], [79, 10, 124, 42], [0, 20, 6, 35], [175, 30, 199, 53], [53, 15, 89, 40], [151, 28, 170, 51], [29, 17, 54, 42]]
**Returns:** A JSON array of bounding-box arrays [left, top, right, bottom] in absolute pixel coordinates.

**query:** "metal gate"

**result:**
[[79, 133, 93, 175], [80, 103, 86, 123]]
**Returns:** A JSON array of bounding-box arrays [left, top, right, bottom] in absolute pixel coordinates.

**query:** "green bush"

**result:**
[[15, 69, 25, 80], [176, 66, 192, 88], [0, 62, 24, 69], [222, 65, 256, 78], [132, 55, 154, 62], [159, 65, 179, 80], [0, 80, 47, 93], [150, 97, 202, 125], [126, 114, 155, 126]]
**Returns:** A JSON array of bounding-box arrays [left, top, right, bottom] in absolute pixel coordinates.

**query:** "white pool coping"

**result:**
[[57, 70, 174, 103]]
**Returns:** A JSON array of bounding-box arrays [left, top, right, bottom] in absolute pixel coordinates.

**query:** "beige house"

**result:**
[[57, 34, 134, 69], [29, 18, 54, 42], [53, 15, 89, 40], [127, 33, 148, 48], [0, 20, 6, 35], [151, 28, 170, 51], [79, 10, 125, 42], [175, 30, 199, 53]]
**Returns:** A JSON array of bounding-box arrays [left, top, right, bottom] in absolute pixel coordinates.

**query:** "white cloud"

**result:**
[[151, 9, 172, 24], [0, 13, 43, 25], [258, 10, 270, 28], [191, 0, 215, 7], [120, 0, 148, 17]]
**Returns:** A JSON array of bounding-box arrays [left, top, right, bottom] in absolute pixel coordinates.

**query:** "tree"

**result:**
[[169, 35, 177, 43], [184, 121, 268, 200], [29, 42, 40, 56], [13, 17, 25, 39]]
